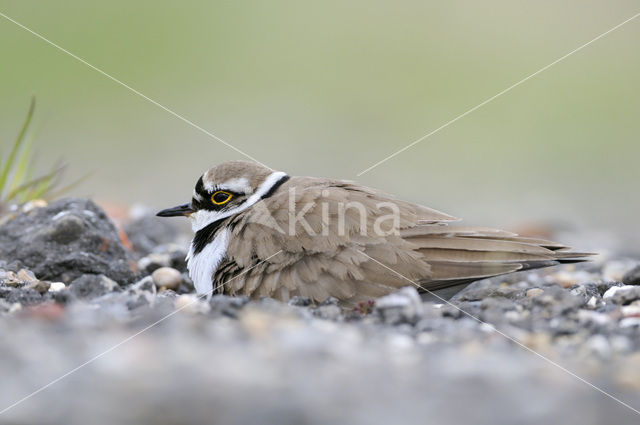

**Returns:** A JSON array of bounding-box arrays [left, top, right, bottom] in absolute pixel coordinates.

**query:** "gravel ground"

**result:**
[[1, 199, 640, 425]]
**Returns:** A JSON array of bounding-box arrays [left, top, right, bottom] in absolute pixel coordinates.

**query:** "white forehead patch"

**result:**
[[219, 177, 252, 194], [203, 179, 216, 192], [192, 190, 204, 202]]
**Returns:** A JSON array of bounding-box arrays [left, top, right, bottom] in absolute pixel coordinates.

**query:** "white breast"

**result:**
[[186, 227, 231, 296]]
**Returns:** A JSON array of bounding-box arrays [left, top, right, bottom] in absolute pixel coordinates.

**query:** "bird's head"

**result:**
[[156, 160, 289, 232]]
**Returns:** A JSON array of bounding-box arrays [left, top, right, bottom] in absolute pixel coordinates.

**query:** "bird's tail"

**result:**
[[400, 224, 593, 301]]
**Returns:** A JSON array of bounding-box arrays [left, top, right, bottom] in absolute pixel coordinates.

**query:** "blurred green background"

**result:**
[[1, 1, 639, 246]]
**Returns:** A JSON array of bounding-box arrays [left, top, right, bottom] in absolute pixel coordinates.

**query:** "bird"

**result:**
[[157, 160, 591, 306]]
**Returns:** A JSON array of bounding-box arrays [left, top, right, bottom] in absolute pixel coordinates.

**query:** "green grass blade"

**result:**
[[6, 165, 64, 202], [7, 133, 35, 195], [44, 171, 93, 200], [0, 97, 35, 197]]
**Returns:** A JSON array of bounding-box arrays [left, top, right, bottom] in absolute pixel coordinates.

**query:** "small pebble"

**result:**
[[49, 282, 67, 292], [175, 294, 210, 314], [619, 317, 640, 328], [576, 309, 611, 326], [526, 288, 544, 298], [374, 287, 424, 325], [621, 305, 640, 317], [26, 280, 51, 294], [21, 199, 47, 213], [151, 267, 182, 290], [3, 271, 21, 287], [553, 271, 576, 288], [8, 303, 22, 314], [17, 269, 38, 283], [586, 296, 599, 309]]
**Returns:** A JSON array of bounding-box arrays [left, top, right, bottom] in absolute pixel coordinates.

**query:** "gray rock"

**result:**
[[69, 274, 121, 299], [453, 284, 523, 302], [124, 214, 183, 258], [0, 287, 42, 305], [622, 265, 640, 286], [209, 295, 249, 318], [568, 282, 601, 303], [312, 297, 343, 320], [0, 198, 136, 284], [603, 285, 640, 305], [288, 296, 312, 307], [375, 286, 424, 325]]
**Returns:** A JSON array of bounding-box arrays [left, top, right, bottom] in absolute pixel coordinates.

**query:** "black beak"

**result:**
[[156, 203, 195, 217]]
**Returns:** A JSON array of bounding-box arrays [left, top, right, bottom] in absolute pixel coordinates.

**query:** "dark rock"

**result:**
[[69, 274, 121, 299], [25, 280, 51, 294], [288, 296, 312, 307], [313, 304, 342, 321], [124, 214, 183, 258], [43, 288, 73, 305], [319, 297, 340, 306], [137, 253, 171, 274], [622, 265, 640, 286], [126, 295, 150, 311], [568, 282, 601, 302], [0, 198, 136, 284], [313, 298, 343, 321], [138, 247, 189, 275], [2, 287, 42, 305], [209, 295, 249, 318], [596, 280, 622, 295], [525, 286, 585, 317], [453, 284, 523, 302], [168, 248, 188, 272]]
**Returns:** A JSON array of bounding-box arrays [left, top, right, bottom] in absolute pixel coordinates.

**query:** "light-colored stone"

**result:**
[[603, 285, 633, 300], [151, 267, 182, 290], [21, 199, 48, 214], [621, 305, 640, 317], [576, 309, 611, 326], [526, 288, 544, 298], [552, 271, 575, 288], [175, 294, 210, 314], [619, 317, 640, 328], [49, 282, 66, 292]]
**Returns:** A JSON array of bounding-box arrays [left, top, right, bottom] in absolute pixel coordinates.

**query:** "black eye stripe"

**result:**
[[192, 190, 243, 211], [195, 177, 206, 197]]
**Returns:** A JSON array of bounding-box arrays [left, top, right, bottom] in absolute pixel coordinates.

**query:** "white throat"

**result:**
[[186, 227, 231, 296], [186, 170, 288, 295]]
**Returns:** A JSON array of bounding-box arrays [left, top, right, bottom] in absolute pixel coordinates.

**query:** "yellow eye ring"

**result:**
[[211, 190, 233, 205]]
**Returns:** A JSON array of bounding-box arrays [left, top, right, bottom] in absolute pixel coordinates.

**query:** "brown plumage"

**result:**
[[157, 161, 591, 306]]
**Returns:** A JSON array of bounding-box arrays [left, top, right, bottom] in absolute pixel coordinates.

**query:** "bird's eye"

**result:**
[[211, 190, 233, 205]]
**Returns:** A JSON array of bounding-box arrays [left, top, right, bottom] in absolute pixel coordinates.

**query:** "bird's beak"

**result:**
[[156, 203, 195, 217]]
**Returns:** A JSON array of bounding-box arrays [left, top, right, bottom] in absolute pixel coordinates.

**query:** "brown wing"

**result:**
[[221, 177, 456, 304], [221, 177, 591, 305], [401, 224, 591, 298]]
